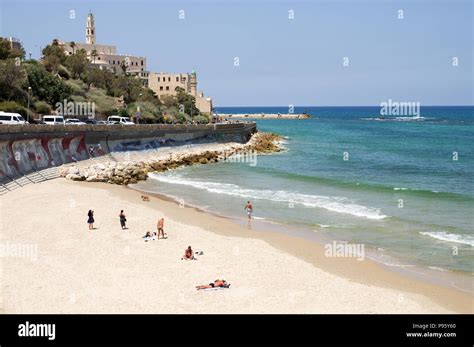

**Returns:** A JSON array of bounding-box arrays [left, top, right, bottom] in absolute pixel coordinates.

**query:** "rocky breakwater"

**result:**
[[60, 132, 283, 185]]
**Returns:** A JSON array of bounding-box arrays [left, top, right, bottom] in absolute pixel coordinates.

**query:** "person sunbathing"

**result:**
[[143, 231, 156, 241], [196, 279, 229, 290], [182, 246, 195, 260]]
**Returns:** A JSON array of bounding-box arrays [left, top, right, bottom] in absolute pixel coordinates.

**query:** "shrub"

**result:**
[[0, 100, 28, 117], [34, 100, 51, 115]]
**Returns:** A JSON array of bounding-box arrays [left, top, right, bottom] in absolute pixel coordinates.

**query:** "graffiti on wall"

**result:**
[[0, 136, 88, 182]]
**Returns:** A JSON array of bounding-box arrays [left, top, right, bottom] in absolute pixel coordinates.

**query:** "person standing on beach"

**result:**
[[87, 210, 94, 230], [244, 201, 253, 219], [157, 218, 166, 239], [119, 210, 127, 230]]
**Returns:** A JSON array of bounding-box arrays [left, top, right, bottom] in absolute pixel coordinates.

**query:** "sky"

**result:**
[[0, 0, 472, 106]]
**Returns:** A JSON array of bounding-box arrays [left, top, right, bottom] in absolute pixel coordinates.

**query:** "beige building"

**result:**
[[6, 37, 22, 52], [148, 71, 212, 115], [59, 12, 148, 85]]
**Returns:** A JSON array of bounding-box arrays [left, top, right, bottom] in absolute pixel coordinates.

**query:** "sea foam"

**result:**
[[420, 231, 474, 247], [149, 173, 387, 220]]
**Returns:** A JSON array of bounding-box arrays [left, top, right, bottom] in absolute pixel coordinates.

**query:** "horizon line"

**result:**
[[214, 105, 474, 108]]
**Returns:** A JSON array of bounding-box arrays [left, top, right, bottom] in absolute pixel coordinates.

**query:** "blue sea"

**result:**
[[137, 106, 474, 281]]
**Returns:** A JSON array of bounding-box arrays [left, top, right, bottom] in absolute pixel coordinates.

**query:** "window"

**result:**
[[160, 86, 163, 91], [168, 77, 171, 82], [141, 60, 143, 66], [98, 57, 100, 60], [176, 77, 179, 82], [113, 60, 115, 64], [157, 77, 160, 82], [166, 86, 169, 91], [183, 77, 186, 82]]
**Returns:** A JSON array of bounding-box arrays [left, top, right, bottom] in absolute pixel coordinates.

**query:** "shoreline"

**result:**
[[126, 182, 473, 313], [129, 182, 474, 296], [1, 178, 472, 313]]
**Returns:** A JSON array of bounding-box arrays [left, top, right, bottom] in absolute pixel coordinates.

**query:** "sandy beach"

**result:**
[[1, 177, 472, 314]]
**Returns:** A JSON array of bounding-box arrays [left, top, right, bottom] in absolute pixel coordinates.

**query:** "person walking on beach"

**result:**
[[244, 201, 253, 220], [87, 210, 95, 230], [119, 210, 127, 230], [157, 218, 166, 239]]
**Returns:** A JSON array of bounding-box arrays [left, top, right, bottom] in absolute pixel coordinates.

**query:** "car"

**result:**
[[84, 118, 98, 124], [65, 118, 86, 125], [0, 112, 27, 125], [43, 115, 65, 125], [107, 116, 135, 125], [96, 120, 108, 125]]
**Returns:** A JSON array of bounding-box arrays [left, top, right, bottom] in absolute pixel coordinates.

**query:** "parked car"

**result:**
[[43, 115, 65, 125], [0, 112, 27, 125], [84, 118, 98, 124], [107, 116, 135, 125], [65, 118, 86, 125]]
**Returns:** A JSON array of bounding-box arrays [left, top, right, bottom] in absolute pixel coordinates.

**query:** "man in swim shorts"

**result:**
[[244, 201, 253, 219]]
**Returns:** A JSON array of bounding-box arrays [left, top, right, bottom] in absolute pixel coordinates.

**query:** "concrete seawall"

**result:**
[[0, 122, 257, 183]]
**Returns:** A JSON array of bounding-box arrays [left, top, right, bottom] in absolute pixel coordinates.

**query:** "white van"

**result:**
[[107, 116, 134, 125], [43, 115, 65, 125], [0, 112, 27, 125]]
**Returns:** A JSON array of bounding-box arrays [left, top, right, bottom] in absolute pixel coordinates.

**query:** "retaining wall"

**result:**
[[0, 122, 257, 183]]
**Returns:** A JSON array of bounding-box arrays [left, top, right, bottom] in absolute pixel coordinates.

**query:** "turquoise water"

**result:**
[[139, 106, 474, 274]]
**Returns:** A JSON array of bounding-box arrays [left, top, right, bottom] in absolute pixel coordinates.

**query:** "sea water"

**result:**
[[136, 106, 474, 279]]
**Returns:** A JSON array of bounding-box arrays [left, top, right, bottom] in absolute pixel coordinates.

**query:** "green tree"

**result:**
[[85, 67, 114, 93], [0, 38, 11, 60], [0, 59, 26, 100], [42, 41, 66, 63], [25, 63, 72, 105], [112, 75, 143, 103], [0, 37, 25, 60], [69, 41, 76, 54], [139, 88, 162, 107], [65, 50, 88, 79], [90, 49, 98, 64], [175, 86, 200, 118]]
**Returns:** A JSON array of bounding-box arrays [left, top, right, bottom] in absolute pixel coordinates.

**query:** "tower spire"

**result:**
[[86, 12, 96, 44]]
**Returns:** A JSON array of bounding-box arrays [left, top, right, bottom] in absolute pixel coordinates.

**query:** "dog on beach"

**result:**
[[141, 195, 150, 202]]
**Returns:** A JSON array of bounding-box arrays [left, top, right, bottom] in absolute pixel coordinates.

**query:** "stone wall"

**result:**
[[0, 123, 256, 183]]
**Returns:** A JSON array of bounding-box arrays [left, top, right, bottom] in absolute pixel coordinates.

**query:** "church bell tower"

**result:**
[[85, 11, 96, 44]]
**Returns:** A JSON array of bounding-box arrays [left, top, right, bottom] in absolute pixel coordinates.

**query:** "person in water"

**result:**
[[244, 201, 253, 219], [87, 210, 94, 230], [119, 210, 127, 229], [196, 279, 229, 290], [157, 218, 166, 239], [182, 246, 195, 260]]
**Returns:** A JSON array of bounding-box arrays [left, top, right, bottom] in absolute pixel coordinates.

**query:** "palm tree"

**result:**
[[91, 48, 98, 64], [69, 41, 76, 55]]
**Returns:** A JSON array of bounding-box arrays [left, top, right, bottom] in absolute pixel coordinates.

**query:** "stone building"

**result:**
[[59, 12, 148, 85], [6, 37, 22, 52], [148, 70, 212, 115]]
